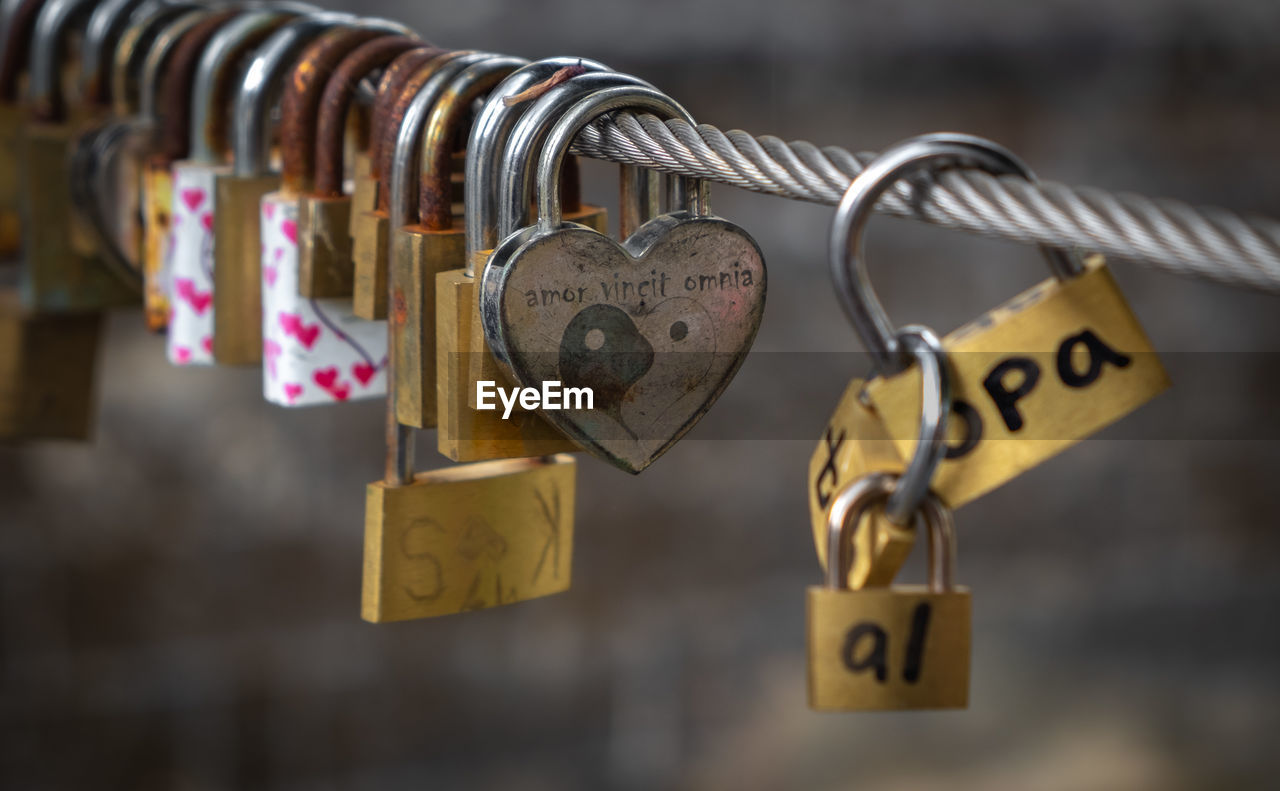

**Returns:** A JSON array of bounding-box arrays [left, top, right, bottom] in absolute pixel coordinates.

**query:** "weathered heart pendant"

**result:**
[[481, 211, 766, 473]]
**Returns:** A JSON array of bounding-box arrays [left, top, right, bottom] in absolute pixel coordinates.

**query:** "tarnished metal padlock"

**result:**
[[0, 0, 45, 258], [166, 8, 299, 365], [807, 472, 970, 711], [296, 33, 424, 298], [436, 62, 628, 462], [362, 453, 577, 622], [258, 25, 414, 406], [387, 51, 525, 428], [0, 284, 101, 440], [831, 133, 1170, 507], [479, 80, 766, 473], [20, 0, 137, 312], [350, 48, 463, 321], [212, 13, 354, 363]]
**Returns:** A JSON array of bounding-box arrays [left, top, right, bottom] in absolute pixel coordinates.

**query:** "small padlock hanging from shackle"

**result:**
[[479, 79, 767, 473], [436, 61, 627, 463], [258, 22, 415, 406], [816, 132, 1170, 513]]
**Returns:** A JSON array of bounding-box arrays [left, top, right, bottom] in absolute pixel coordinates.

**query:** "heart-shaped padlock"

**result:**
[[480, 85, 766, 473]]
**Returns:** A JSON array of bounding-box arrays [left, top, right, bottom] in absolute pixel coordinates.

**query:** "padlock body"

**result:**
[[0, 289, 100, 440], [166, 162, 225, 366], [436, 267, 578, 461], [808, 378, 910, 587], [362, 454, 576, 622], [261, 192, 387, 406], [298, 194, 354, 298], [0, 103, 23, 257], [351, 208, 389, 319], [212, 174, 281, 364], [807, 584, 970, 711], [20, 122, 137, 312], [141, 160, 174, 331], [392, 224, 465, 429], [865, 256, 1169, 507]]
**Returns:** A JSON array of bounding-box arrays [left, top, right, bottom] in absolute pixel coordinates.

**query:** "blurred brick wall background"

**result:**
[[4, 1, 1280, 788]]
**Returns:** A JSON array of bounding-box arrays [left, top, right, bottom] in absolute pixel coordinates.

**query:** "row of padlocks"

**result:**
[[0, 1, 1171, 711]]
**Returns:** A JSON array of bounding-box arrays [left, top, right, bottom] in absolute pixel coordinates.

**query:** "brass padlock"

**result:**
[[0, 285, 101, 440], [362, 454, 577, 622], [807, 472, 970, 711], [829, 133, 1169, 508], [211, 14, 355, 362], [296, 34, 425, 299], [0, 0, 44, 259], [437, 62, 628, 462], [350, 48, 463, 321], [139, 8, 240, 332], [386, 51, 526, 428], [20, 0, 137, 312], [347, 47, 442, 262]]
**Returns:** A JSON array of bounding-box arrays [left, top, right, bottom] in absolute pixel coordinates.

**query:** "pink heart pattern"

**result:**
[[166, 164, 218, 367], [259, 193, 388, 407]]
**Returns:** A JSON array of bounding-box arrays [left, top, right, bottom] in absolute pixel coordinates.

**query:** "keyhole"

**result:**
[[584, 328, 606, 350], [669, 321, 688, 341]]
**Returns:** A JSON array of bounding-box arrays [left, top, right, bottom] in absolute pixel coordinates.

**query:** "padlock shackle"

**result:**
[[311, 34, 428, 198], [230, 12, 353, 178], [189, 9, 301, 165], [825, 471, 956, 593], [533, 84, 705, 234], [464, 57, 610, 260], [279, 19, 415, 193], [80, 0, 148, 107], [497, 70, 652, 241], [0, 0, 43, 102], [374, 50, 472, 214], [114, 3, 203, 119], [881, 325, 952, 526], [154, 9, 240, 164], [28, 0, 96, 121], [830, 132, 1084, 375], [137, 8, 210, 126], [386, 51, 492, 242], [366, 47, 442, 182], [417, 55, 528, 232]]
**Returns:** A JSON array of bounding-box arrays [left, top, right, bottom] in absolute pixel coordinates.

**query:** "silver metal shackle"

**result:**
[[881, 324, 951, 526], [830, 132, 1084, 374], [463, 56, 610, 259], [137, 8, 212, 122], [81, 0, 149, 99], [29, 0, 97, 118]]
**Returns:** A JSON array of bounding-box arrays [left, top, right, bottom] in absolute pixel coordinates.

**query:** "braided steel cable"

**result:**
[[569, 113, 1280, 293]]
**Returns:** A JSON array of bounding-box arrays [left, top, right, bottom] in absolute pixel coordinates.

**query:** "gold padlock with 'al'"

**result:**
[[363, 454, 577, 622], [828, 133, 1169, 510], [807, 472, 970, 711]]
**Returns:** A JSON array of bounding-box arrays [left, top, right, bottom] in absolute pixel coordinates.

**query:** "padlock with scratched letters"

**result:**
[[479, 81, 767, 473], [387, 51, 527, 428], [807, 472, 970, 711], [350, 48, 468, 321], [20, 0, 138, 312], [212, 13, 356, 362], [437, 61, 626, 462], [296, 32, 425, 299], [166, 8, 300, 366], [827, 132, 1169, 509], [259, 25, 415, 406]]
